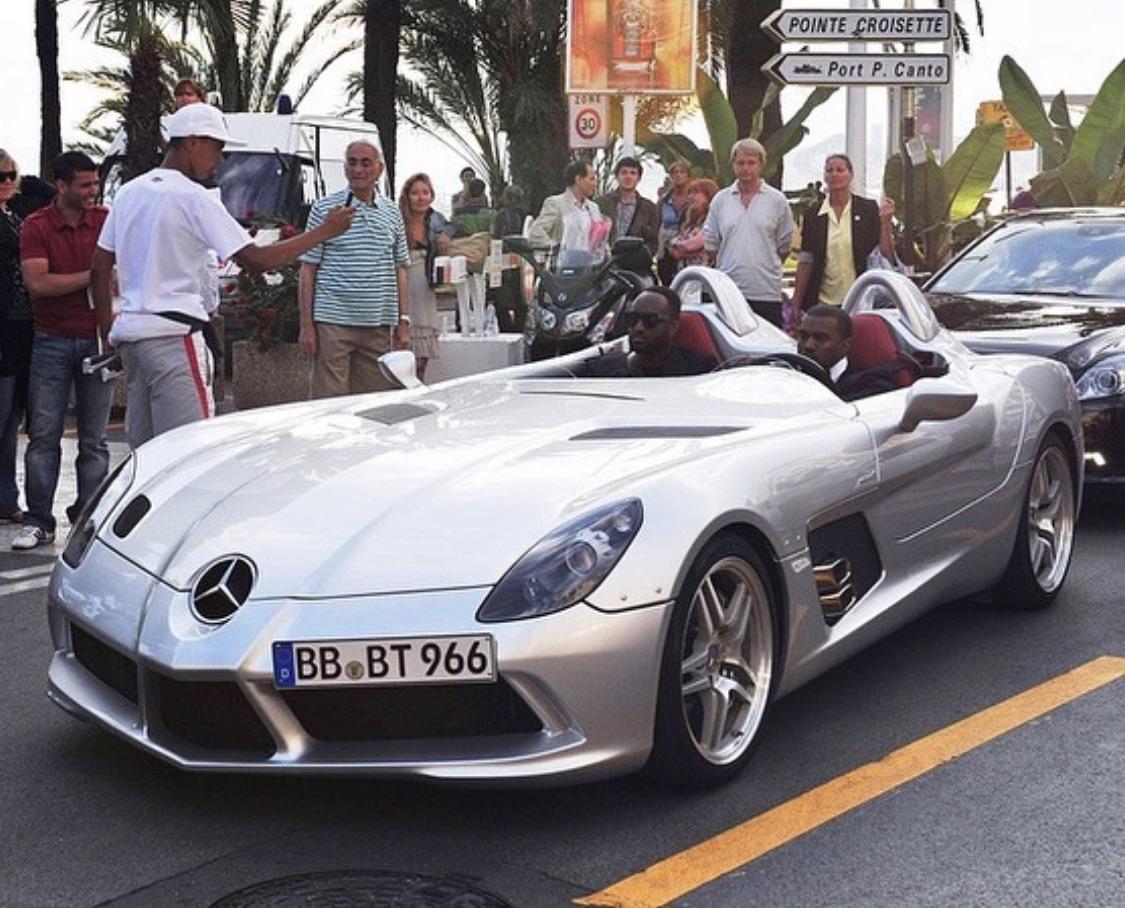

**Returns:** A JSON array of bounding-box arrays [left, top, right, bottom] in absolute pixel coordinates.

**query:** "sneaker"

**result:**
[[11, 525, 55, 551], [0, 508, 22, 524]]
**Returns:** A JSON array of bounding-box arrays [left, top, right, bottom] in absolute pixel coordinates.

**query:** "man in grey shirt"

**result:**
[[703, 138, 794, 328]]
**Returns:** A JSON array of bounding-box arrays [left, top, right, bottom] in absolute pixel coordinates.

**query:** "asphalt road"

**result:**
[[1, 488, 1121, 908]]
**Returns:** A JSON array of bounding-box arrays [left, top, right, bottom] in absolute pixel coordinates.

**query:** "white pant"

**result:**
[[118, 333, 214, 449]]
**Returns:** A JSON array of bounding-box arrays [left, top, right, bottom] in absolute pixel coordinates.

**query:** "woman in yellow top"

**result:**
[[791, 154, 897, 317]]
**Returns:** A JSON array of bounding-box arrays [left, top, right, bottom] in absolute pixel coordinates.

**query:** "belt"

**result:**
[[154, 311, 222, 362]]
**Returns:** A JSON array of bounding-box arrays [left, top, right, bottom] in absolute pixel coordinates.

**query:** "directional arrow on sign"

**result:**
[[762, 53, 951, 87], [761, 9, 951, 43]]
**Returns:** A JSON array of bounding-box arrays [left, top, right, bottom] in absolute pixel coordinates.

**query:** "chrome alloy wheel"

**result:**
[[1027, 445, 1075, 594], [679, 556, 774, 765]]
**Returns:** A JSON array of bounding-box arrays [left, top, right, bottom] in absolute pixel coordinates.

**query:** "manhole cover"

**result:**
[[210, 870, 513, 908]]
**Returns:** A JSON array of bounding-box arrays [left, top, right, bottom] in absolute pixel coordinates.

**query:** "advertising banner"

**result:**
[[566, 0, 697, 95]]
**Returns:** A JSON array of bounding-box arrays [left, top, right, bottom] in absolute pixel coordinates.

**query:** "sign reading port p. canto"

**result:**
[[761, 9, 951, 43], [763, 53, 950, 87]]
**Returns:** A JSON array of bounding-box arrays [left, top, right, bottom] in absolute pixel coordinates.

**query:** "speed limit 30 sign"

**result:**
[[569, 94, 608, 149]]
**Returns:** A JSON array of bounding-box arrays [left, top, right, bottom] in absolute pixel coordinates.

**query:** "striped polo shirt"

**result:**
[[301, 188, 409, 326]]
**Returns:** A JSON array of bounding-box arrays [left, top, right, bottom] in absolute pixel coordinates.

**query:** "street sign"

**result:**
[[763, 53, 950, 87], [568, 94, 609, 149], [761, 9, 951, 43], [977, 100, 1036, 152]]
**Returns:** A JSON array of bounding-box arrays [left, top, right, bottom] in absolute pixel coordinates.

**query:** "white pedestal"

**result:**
[[424, 333, 526, 384]]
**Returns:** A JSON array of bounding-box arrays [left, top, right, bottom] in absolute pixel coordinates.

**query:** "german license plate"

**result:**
[[271, 635, 495, 689]]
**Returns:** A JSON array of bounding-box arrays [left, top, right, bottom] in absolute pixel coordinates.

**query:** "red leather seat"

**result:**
[[850, 313, 916, 388], [674, 311, 720, 362]]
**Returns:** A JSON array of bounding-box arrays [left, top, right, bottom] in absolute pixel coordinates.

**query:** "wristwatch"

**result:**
[[398, 314, 412, 325]]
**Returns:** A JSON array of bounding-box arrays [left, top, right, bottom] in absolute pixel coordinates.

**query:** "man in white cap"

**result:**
[[90, 103, 355, 448]]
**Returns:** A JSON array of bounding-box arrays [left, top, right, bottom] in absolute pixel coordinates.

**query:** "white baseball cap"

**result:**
[[167, 104, 246, 146]]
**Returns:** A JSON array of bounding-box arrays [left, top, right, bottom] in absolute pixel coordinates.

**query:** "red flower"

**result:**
[[279, 224, 299, 240]]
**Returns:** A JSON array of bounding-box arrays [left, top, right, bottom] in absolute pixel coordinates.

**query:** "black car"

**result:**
[[926, 208, 1125, 481]]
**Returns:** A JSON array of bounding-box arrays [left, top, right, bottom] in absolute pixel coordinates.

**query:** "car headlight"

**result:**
[[477, 499, 643, 623], [564, 307, 594, 333], [62, 454, 136, 568], [1076, 355, 1125, 401]]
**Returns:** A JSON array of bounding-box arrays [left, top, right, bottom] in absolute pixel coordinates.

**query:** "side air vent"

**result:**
[[112, 495, 151, 538], [571, 426, 744, 440], [807, 513, 883, 626], [356, 403, 434, 425]]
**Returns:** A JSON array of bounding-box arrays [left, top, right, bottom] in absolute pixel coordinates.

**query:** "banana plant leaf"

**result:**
[[636, 126, 714, 177], [697, 69, 738, 184], [1069, 58, 1125, 183], [941, 123, 1005, 222], [999, 55, 1067, 169], [763, 87, 837, 180], [1096, 165, 1125, 205], [1029, 157, 1097, 207], [1048, 91, 1076, 153]]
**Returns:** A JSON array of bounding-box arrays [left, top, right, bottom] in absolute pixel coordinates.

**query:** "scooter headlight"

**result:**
[[539, 309, 557, 330]]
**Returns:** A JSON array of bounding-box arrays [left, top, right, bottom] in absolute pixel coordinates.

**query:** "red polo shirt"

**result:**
[[20, 202, 109, 337]]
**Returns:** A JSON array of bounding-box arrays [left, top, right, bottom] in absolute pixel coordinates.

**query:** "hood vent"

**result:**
[[112, 495, 151, 538], [571, 426, 743, 440], [356, 403, 435, 425]]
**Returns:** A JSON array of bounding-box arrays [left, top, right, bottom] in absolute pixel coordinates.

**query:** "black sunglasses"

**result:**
[[0, 171, 17, 183], [623, 312, 668, 329]]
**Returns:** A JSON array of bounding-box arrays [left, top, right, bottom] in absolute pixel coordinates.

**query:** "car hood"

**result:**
[[927, 291, 1125, 367], [108, 373, 841, 598]]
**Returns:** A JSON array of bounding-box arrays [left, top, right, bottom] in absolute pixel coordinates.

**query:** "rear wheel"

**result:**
[[647, 534, 777, 785], [994, 438, 1076, 610]]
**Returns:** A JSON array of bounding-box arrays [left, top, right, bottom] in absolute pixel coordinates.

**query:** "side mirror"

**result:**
[[377, 350, 422, 390], [503, 234, 533, 255], [900, 379, 977, 432]]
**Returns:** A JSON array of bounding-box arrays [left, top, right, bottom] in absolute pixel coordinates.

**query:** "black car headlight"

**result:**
[[62, 454, 136, 568], [477, 499, 643, 623], [1076, 355, 1125, 401]]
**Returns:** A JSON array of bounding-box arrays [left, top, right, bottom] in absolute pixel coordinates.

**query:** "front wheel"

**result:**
[[994, 437, 1077, 610], [647, 534, 778, 785]]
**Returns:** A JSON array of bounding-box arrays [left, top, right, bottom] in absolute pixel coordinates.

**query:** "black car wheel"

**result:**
[[648, 534, 778, 785]]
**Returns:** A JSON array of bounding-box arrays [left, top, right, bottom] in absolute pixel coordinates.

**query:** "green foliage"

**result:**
[[638, 68, 835, 183], [1000, 55, 1125, 206], [883, 123, 1005, 271]]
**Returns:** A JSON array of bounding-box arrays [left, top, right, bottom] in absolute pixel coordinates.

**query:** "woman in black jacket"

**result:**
[[791, 154, 896, 318], [0, 150, 35, 522]]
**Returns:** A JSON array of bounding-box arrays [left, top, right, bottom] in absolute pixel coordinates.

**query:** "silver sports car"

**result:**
[[47, 269, 1083, 785]]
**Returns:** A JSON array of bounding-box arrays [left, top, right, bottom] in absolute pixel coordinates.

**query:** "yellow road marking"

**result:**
[[576, 655, 1125, 908]]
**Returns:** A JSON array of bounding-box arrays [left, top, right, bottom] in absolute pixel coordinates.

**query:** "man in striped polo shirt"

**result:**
[[298, 140, 411, 397]]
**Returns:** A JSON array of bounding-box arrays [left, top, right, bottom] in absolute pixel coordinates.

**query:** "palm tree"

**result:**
[[36, 0, 62, 175], [363, 0, 402, 190]]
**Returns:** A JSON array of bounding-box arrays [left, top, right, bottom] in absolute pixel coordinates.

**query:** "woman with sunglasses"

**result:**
[[0, 150, 33, 523], [398, 173, 454, 382]]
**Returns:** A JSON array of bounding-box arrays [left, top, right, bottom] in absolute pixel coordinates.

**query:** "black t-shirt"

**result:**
[[579, 346, 718, 377]]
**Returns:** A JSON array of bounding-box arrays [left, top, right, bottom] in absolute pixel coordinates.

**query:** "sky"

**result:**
[[4, 0, 1123, 207]]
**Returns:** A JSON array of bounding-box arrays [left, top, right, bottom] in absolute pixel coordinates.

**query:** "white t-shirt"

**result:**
[[98, 168, 251, 344]]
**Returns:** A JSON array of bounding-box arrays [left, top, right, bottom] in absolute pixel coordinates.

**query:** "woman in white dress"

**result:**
[[398, 173, 454, 381]]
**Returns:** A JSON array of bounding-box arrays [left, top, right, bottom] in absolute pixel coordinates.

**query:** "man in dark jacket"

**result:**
[[596, 157, 659, 258], [796, 305, 898, 401]]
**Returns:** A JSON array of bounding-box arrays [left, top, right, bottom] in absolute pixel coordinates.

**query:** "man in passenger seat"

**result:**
[[578, 288, 718, 377], [796, 305, 898, 401]]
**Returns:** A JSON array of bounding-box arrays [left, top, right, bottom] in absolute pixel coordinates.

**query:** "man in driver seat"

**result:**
[[578, 288, 718, 377], [796, 305, 898, 401]]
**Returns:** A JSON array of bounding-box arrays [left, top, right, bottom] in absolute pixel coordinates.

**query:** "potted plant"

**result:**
[[231, 221, 312, 409]]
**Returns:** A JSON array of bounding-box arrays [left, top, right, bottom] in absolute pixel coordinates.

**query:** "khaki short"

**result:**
[[311, 323, 396, 399]]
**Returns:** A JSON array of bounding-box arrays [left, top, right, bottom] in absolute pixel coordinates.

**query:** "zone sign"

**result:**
[[569, 94, 608, 149]]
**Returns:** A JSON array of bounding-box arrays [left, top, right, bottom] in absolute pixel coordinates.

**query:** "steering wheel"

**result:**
[[725, 352, 834, 389]]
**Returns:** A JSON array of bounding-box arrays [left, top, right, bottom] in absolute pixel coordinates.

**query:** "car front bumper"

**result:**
[[47, 539, 673, 784], [1080, 399, 1125, 481]]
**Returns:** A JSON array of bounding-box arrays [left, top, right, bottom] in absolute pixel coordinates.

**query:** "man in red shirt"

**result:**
[[14, 152, 112, 549]]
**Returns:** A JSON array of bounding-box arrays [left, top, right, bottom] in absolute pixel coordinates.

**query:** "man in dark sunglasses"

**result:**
[[579, 288, 717, 377]]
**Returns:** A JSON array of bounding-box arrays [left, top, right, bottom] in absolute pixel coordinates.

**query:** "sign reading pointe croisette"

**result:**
[[761, 9, 951, 43], [763, 53, 950, 86]]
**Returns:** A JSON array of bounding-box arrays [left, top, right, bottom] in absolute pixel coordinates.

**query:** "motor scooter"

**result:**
[[503, 235, 652, 360]]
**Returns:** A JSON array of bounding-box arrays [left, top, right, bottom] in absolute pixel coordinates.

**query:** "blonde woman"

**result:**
[[398, 173, 454, 381]]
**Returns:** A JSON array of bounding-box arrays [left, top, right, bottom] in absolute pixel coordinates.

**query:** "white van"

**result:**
[[99, 111, 385, 228]]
